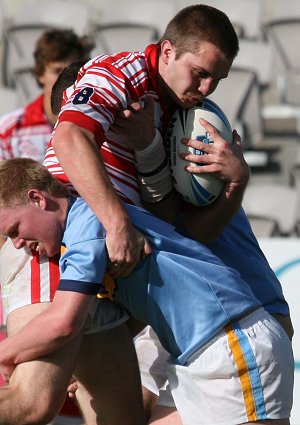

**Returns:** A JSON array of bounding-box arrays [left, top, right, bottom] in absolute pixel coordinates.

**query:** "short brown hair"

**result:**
[[159, 4, 239, 60], [51, 60, 87, 115], [0, 158, 69, 208], [34, 28, 93, 83]]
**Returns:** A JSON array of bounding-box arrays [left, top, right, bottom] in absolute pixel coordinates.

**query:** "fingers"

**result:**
[[181, 137, 212, 156], [108, 262, 137, 278], [181, 117, 240, 155], [199, 118, 220, 138], [199, 118, 243, 148], [67, 381, 78, 400], [127, 99, 144, 112], [127, 96, 154, 112], [107, 237, 152, 278], [107, 260, 135, 278]]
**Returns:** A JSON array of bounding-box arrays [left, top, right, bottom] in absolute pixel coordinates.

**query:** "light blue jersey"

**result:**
[[175, 207, 289, 316], [206, 207, 289, 316], [59, 197, 264, 364]]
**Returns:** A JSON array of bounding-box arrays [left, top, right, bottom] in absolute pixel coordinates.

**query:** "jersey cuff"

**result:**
[[58, 279, 100, 295]]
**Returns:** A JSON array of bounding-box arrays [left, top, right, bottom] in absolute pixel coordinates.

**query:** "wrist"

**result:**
[[226, 161, 250, 190], [225, 177, 248, 199], [232, 165, 250, 188], [134, 129, 174, 204], [134, 129, 156, 151], [134, 129, 165, 172]]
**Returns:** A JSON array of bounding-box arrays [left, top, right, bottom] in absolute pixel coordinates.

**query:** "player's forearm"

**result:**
[[52, 122, 130, 232], [53, 122, 151, 272], [141, 189, 181, 224], [0, 319, 74, 366], [0, 291, 92, 366], [183, 177, 248, 243], [135, 129, 181, 223]]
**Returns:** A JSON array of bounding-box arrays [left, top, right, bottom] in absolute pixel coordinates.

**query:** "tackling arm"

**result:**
[[0, 291, 93, 372], [52, 121, 151, 277]]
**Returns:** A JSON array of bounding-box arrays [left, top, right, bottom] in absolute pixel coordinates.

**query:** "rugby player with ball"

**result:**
[[0, 4, 293, 425]]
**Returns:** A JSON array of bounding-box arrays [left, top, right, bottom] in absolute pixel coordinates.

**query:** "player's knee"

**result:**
[[18, 390, 64, 425], [0, 385, 58, 425], [21, 401, 59, 425]]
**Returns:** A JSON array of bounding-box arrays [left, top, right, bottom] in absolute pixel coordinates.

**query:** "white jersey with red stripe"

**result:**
[[0, 238, 60, 316], [0, 95, 52, 162], [44, 44, 171, 205]]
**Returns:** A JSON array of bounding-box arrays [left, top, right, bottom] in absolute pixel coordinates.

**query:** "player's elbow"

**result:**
[[51, 319, 77, 340]]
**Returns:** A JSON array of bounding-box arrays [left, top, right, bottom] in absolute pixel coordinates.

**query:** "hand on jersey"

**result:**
[[112, 96, 156, 151], [106, 224, 152, 278], [180, 118, 249, 189]]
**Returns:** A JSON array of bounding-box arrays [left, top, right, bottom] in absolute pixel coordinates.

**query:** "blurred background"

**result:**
[[0, 0, 299, 423]]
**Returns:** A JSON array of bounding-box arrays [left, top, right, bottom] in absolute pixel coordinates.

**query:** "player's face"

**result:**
[[159, 40, 232, 108], [0, 203, 63, 257], [38, 57, 80, 124], [38, 58, 78, 99]]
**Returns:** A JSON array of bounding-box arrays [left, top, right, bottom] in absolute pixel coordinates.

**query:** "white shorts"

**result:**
[[134, 325, 175, 407], [135, 309, 294, 425], [0, 239, 128, 333]]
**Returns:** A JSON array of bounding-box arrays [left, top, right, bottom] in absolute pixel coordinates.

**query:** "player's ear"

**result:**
[[160, 40, 174, 64], [27, 189, 46, 209]]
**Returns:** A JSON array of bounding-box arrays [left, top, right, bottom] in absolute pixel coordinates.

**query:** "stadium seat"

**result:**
[[2, 23, 53, 88], [242, 184, 300, 236], [264, 18, 300, 106], [261, 1, 300, 134], [91, 23, 159, 56], [246, 216, 280, 238], [12, 0, 92, 36], [90, 0, 178, 56], [209, 67, 261, 147], [195, 0, 264, 39], [209, 66, 281, 169], [96, 0, 178, 39], [0, 86, 20, 115], [271, 0, 300, 21], [1, 0, 93, 89], [234, 39, 274, 90]]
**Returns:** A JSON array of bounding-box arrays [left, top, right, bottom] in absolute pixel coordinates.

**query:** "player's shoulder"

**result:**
[[65, 196, 105, 244], [86, 50, 146, 75]]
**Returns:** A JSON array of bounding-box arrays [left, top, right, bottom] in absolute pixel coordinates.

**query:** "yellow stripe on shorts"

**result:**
[[225, 324, 258, 422]]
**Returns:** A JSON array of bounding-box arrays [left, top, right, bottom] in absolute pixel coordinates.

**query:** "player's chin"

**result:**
[[181, 97, 203, 109], [41, 244, 60, 258]]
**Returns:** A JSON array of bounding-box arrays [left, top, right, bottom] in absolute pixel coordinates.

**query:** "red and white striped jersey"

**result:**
[[0, 95, 52, 162], [44, 44, 173, 206], [0, 238, 60, 316]]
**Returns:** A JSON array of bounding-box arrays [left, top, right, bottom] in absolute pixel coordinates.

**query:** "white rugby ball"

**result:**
[[166, 98, 232, 206]]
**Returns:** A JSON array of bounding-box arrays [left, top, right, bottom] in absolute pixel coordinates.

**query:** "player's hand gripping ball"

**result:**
[[166, 99, 232, 206]]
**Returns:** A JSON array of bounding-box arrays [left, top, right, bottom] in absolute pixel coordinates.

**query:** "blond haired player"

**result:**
[[0, 157, 294, 425]]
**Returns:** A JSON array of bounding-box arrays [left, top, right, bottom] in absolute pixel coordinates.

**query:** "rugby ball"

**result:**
[[166, 98, 232, 206]]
